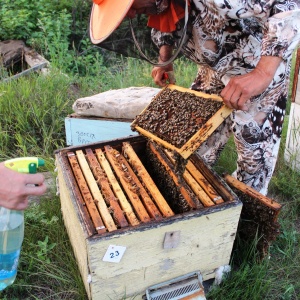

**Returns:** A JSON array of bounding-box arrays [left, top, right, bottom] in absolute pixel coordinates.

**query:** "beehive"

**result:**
[[55, 135, 242, 300]]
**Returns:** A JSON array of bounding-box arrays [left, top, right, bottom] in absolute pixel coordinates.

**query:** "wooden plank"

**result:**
[[223, 174, 282, 213], [67, 152, 106, 234], [122, 142, 174, 217], [84, 148, 128, 228], [164, 149, 215, 207], [148, 142, 202, 210], [105, 145, 161, 221], [95, 148, 140, 226], [185, 160, 224, 204], [56, 154, 95, 237], [24, 46, 49, 69], [291, 48, 300, 103], [76, 150, 122, 231], [179, 105, 232, 159], [190, 154, 236, 202]]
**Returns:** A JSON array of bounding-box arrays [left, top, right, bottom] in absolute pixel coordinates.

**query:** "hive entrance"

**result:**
[[145, 271, 205, 300]]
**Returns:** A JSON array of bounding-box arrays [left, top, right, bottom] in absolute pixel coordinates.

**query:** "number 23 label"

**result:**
[[103, 245, 126, 263]]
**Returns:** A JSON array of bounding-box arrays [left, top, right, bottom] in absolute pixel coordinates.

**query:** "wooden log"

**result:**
[[184, 160, 224, 204], [77, 149, 126, 230], [164, 150, 215, 207], [105, 145, 162, 221], [148, 142, 202, 210], [95, 148, 141, 225], [67, 152, 106, 234], [122, 142, 174, 217]]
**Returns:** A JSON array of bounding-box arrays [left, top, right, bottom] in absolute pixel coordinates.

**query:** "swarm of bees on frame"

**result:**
[[132, 88, 223, 148], [232, 188, 281, 259], [145, 142, 191, 213]]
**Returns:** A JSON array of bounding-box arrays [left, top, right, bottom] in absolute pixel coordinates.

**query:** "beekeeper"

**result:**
[[89, 0, 300, 195]]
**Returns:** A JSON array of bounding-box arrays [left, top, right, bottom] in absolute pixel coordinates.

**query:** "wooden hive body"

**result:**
[[285, 48, 300, 170], [65, 114, 136, 146], [55, 136, 242, 300]]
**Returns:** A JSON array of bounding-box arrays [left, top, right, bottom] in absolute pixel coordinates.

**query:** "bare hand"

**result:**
[[220, 69, 272, 111], [151, 64, 175, 87], [152, 45, 175, 87], [0, 163, 47, 210], [220, 55, 282, 111]]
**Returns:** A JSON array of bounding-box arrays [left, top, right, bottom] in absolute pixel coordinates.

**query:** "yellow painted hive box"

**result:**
[[55, 135, 242, 300]]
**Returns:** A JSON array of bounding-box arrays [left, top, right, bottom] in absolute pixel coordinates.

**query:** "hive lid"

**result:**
[[131, 84, 232, 159]]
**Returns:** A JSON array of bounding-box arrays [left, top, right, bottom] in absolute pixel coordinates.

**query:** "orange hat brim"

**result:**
[[90, 0, 134, 44]]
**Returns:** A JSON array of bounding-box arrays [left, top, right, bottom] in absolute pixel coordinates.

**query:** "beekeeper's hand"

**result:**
[[0, 163, 47, 210], [221, 56, 282, 111], [152, 45, 175, 87]]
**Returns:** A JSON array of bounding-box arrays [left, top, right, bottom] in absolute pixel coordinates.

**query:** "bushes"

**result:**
[[0, 0, 90, 42], [0, 0, 93, 74], [1, 0, 69, 41]]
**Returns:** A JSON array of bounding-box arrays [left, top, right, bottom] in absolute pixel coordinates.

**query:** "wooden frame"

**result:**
[[131, 84, 232, 159]]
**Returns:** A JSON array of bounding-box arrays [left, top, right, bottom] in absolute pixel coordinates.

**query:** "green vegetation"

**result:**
[[209, 133, 300, 300], [1, 1, 300, 299]]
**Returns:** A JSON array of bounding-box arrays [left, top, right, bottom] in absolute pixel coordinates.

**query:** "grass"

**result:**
[[0, 56, 300, 300], [207, 112, 300, 299]]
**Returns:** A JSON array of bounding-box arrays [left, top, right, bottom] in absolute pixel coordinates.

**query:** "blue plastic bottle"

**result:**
[[0, 208, 24, 290]]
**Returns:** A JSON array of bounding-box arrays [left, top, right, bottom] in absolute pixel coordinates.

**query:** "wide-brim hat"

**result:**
[[90, 0, 134, 44]]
